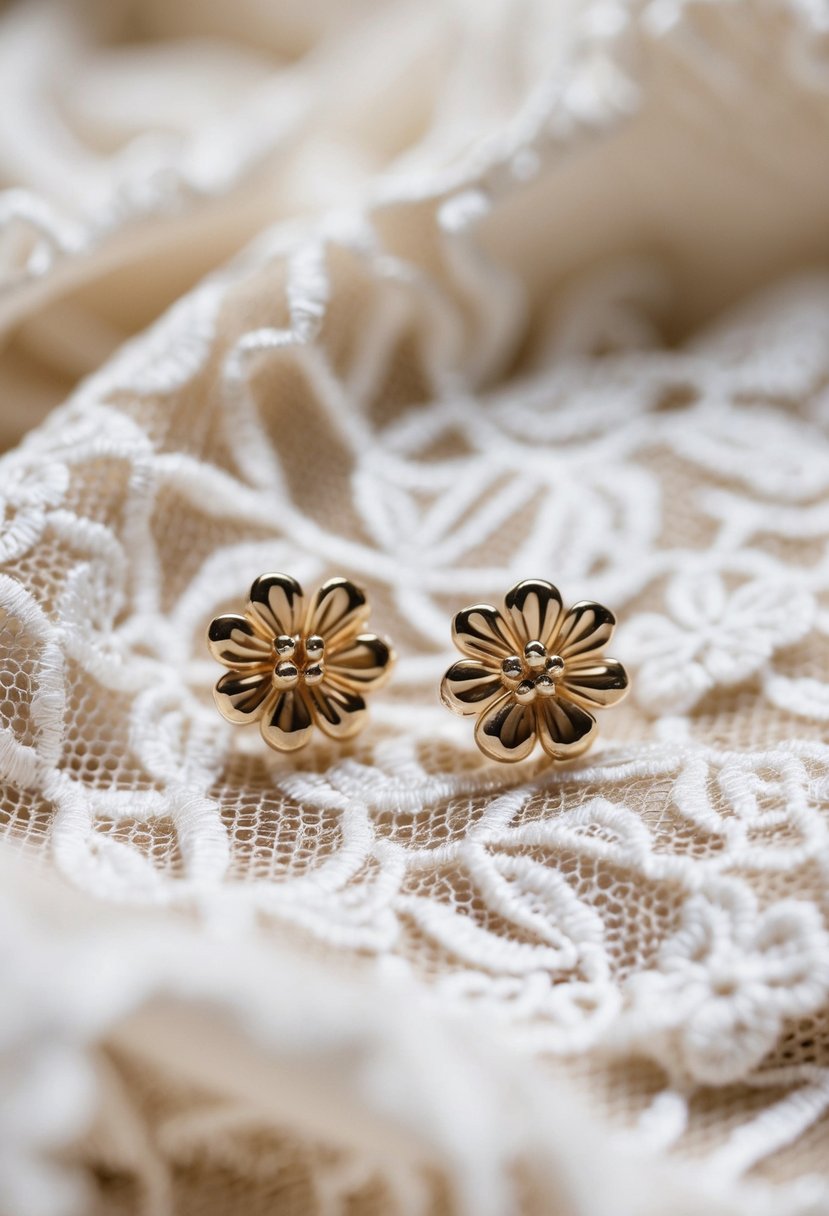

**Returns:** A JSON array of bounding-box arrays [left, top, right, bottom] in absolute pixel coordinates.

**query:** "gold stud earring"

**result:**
[[440, 579, 628, 764], [208, 573, 395, 753]]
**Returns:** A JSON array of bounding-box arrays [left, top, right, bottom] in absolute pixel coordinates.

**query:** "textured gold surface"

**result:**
[[441, 579, 628, 763], [208, 573, 395, 753]]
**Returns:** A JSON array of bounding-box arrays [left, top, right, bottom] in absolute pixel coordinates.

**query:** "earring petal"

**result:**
[[504, 579, 563, 647], [214, 671, 273, 724], [561, 658, 629, 709], [307, 577, 370, 646], [248, 572, 305, 639], [474, 692, 537, 763], [452, 604, 517, 663], [536, 697, 597, 760], [326, 634, 394, 691], [207, 614, 273, 668], [553, 601, 616, 661], [260, 688, 314, 752], [307, 684, 369, 740], [440, 659, 504, 716]]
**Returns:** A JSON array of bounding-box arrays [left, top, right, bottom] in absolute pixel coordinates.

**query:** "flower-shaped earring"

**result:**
[[208, 573, 394, 752], [441, 579, 628, 763]]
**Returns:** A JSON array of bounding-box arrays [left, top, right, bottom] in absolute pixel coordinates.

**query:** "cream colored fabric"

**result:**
[[2, 1, 829, 1214]]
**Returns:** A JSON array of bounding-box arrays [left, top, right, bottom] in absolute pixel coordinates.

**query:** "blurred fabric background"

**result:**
[[2, 2, 829, 1214], [5, 0, 829, 453]]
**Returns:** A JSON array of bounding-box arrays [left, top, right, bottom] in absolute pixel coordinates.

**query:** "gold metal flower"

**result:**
[[208, 573, 394, 752], [440, 579, 629, 764]]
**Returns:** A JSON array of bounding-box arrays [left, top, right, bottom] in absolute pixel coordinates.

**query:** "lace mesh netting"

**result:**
[[3, 1, 829, 1214]]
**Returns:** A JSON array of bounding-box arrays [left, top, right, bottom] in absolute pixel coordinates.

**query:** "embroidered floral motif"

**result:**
[[623, 574, 815, 715], [0, 458, 68, 564], [624, 884, 829, 1084], [208, 573, 394, 752], [441, 579, 628, 763]]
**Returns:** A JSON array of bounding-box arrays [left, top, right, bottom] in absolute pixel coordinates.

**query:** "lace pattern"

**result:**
[[2, 1, 829, 1213]]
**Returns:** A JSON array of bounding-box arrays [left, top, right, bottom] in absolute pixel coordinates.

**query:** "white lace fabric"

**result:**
[[2, 2, 829, 1214]]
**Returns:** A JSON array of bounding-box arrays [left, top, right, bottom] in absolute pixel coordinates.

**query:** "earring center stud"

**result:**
[[501, 639, 565, 696], [272, 632, 327, 689]]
